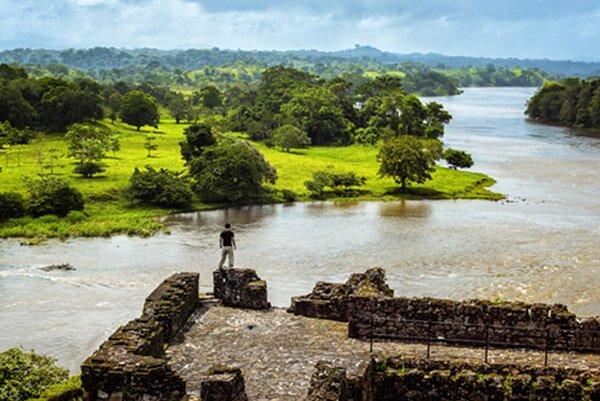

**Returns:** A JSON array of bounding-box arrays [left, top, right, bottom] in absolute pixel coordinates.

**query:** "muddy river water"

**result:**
[[1, 88, 599, 372]]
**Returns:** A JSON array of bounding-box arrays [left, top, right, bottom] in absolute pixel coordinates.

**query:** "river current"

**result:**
[[1, 88, 599, 372]]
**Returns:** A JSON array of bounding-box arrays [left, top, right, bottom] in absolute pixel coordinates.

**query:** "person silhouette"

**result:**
[[218, 223, 236, 269]]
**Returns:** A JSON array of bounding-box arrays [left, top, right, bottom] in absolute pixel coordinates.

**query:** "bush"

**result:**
[[280, 189, 297, 202], [443, 148, 474, 169], [65, 211, 87, 223], [73, 162, 105, 178], [26, 177, 85, 217], [0, 347, 69, 401], [304, 170, 366, 197], [28, 376, 84, 401], [0, 192, 26, 221], [128, 166, 194, 208]]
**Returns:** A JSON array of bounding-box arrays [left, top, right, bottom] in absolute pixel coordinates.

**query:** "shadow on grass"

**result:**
[[308, 188, 372, 200], [383, 186, 445, 199]]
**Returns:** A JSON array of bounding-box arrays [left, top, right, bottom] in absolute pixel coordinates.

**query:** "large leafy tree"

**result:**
[[180, 123, 216, 165], [191, 140, 277, 202], [280, 86, 352, 145], [271, 124, 311, 152], [119, 91, 159, 131], [377, 136, 436, 189]]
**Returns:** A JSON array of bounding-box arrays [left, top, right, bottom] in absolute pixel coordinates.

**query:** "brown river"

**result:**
[[1, 88, 599, 372]]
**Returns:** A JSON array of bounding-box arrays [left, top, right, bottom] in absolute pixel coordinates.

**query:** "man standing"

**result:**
[[218, 223, 236, 269]]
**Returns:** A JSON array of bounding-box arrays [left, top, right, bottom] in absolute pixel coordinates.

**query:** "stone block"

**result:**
[[200, 365, 248, 401], [213, 268, 271, 310]]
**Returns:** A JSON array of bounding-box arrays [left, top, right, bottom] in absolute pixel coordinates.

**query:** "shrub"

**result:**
[[73, 162, 105, 178], [28, 376, 84, 401], [304, 170, 366, 197], [128, 166, 194, 208], [443, 148, 474, 169], [280, 189, 297, 202], [26, 177, 85, 217], [0, 192, 26, 221], [65, 211, 87, 223], [271, 124, 311, 152], [0, 347, 69, 401]]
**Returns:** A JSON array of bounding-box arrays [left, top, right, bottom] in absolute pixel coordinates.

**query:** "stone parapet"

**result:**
[[81, 272, 199, 401], [372, 357, 600, 401], [348, 295, 600, 352], [213, 268, 271, 310], [289, 268, 393, 321]]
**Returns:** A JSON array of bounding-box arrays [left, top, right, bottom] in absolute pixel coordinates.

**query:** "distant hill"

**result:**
[[0, 45, 599, 77]]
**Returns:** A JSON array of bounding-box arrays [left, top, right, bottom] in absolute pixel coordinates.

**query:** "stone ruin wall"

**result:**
[[306, 357, 600, 401], [81, 268, 269, 401], [213, 268, 271, 310], [81, 272, 199, 401], [289, 267, 599, 353], [289, 267, 393, 321], [348, 295, 600, 352]]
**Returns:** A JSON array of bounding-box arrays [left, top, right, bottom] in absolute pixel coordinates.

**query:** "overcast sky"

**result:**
[[1, 0, 599, 60]]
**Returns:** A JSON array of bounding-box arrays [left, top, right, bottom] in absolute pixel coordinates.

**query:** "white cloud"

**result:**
[[0, 0, 599, 59]]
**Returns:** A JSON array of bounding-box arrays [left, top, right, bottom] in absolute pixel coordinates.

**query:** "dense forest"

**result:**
[[0, 47, 560, 95], [525, 78, 600, 129]]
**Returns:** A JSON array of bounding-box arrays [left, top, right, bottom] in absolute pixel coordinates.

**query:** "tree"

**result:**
[[377, 136, 436, 189], [119, 91, 159, 131], [191, 140, 277, 202], [198, 85, 223, 109], [65, 123, 109, 177], [166, 94, 190, 123], [0, 347, 69, 401], [106, 92, 122, 123], [443, 148, 474, 169], [180, 123, 216, 164], [144, 135, 158, 157], [271, 124, 311, 152]]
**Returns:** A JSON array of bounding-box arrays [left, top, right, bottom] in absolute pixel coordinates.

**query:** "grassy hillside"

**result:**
[[0, 120, 502, 239]]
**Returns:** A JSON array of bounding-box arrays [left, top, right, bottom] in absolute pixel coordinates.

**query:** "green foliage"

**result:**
[[271, 124, 311, 152], [280, 189, 297, 202], [191, 140, 277, 202], [0, 121, 33, 145], [0, 347, 69, 401], [0, 191, 26, 221], [378, 136, 437, 189], [128, 166, 193, 208], [143, 135, 158, 157], [180, 123, 215, 163], [526, 78, 600, 129], [166, 93, 191, 123], [73, 161, 105, 178], [304, 169, 366, 197], [26, 176, 85, 217], [119, 91, 159, 130], [197, 85, 223, 109], [27, 376, 84, 401], [444, 148, 474, 169]]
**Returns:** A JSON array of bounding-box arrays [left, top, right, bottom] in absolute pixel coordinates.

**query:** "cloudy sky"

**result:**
[[1, 0, 599, 60]]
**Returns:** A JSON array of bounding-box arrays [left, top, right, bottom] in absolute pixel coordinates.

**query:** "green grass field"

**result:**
[[0, 119, 503, 239]]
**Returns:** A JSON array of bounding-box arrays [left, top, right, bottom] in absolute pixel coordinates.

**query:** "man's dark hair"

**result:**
[[225, 223, 231, 228]]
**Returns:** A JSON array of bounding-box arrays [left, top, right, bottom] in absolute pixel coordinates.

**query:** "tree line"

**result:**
[[525, 78, 600, 129]]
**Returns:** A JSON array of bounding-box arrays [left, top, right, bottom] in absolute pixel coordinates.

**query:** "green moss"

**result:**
[[27, 376, 84, 401]]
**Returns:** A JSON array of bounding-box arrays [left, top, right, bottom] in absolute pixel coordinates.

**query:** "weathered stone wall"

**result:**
[[200, 365, 249, 401], [372, 357, 600, 401], [306, 360, 374, 401], [213, 268, 271, 310], [289, 268, 393, 322], [81, 272, 199, 401], [348, 295, 600, 352], [307, 357, 600, 401]]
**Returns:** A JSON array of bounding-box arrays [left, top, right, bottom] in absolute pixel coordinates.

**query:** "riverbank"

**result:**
[[0, 120, 502, 240]]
